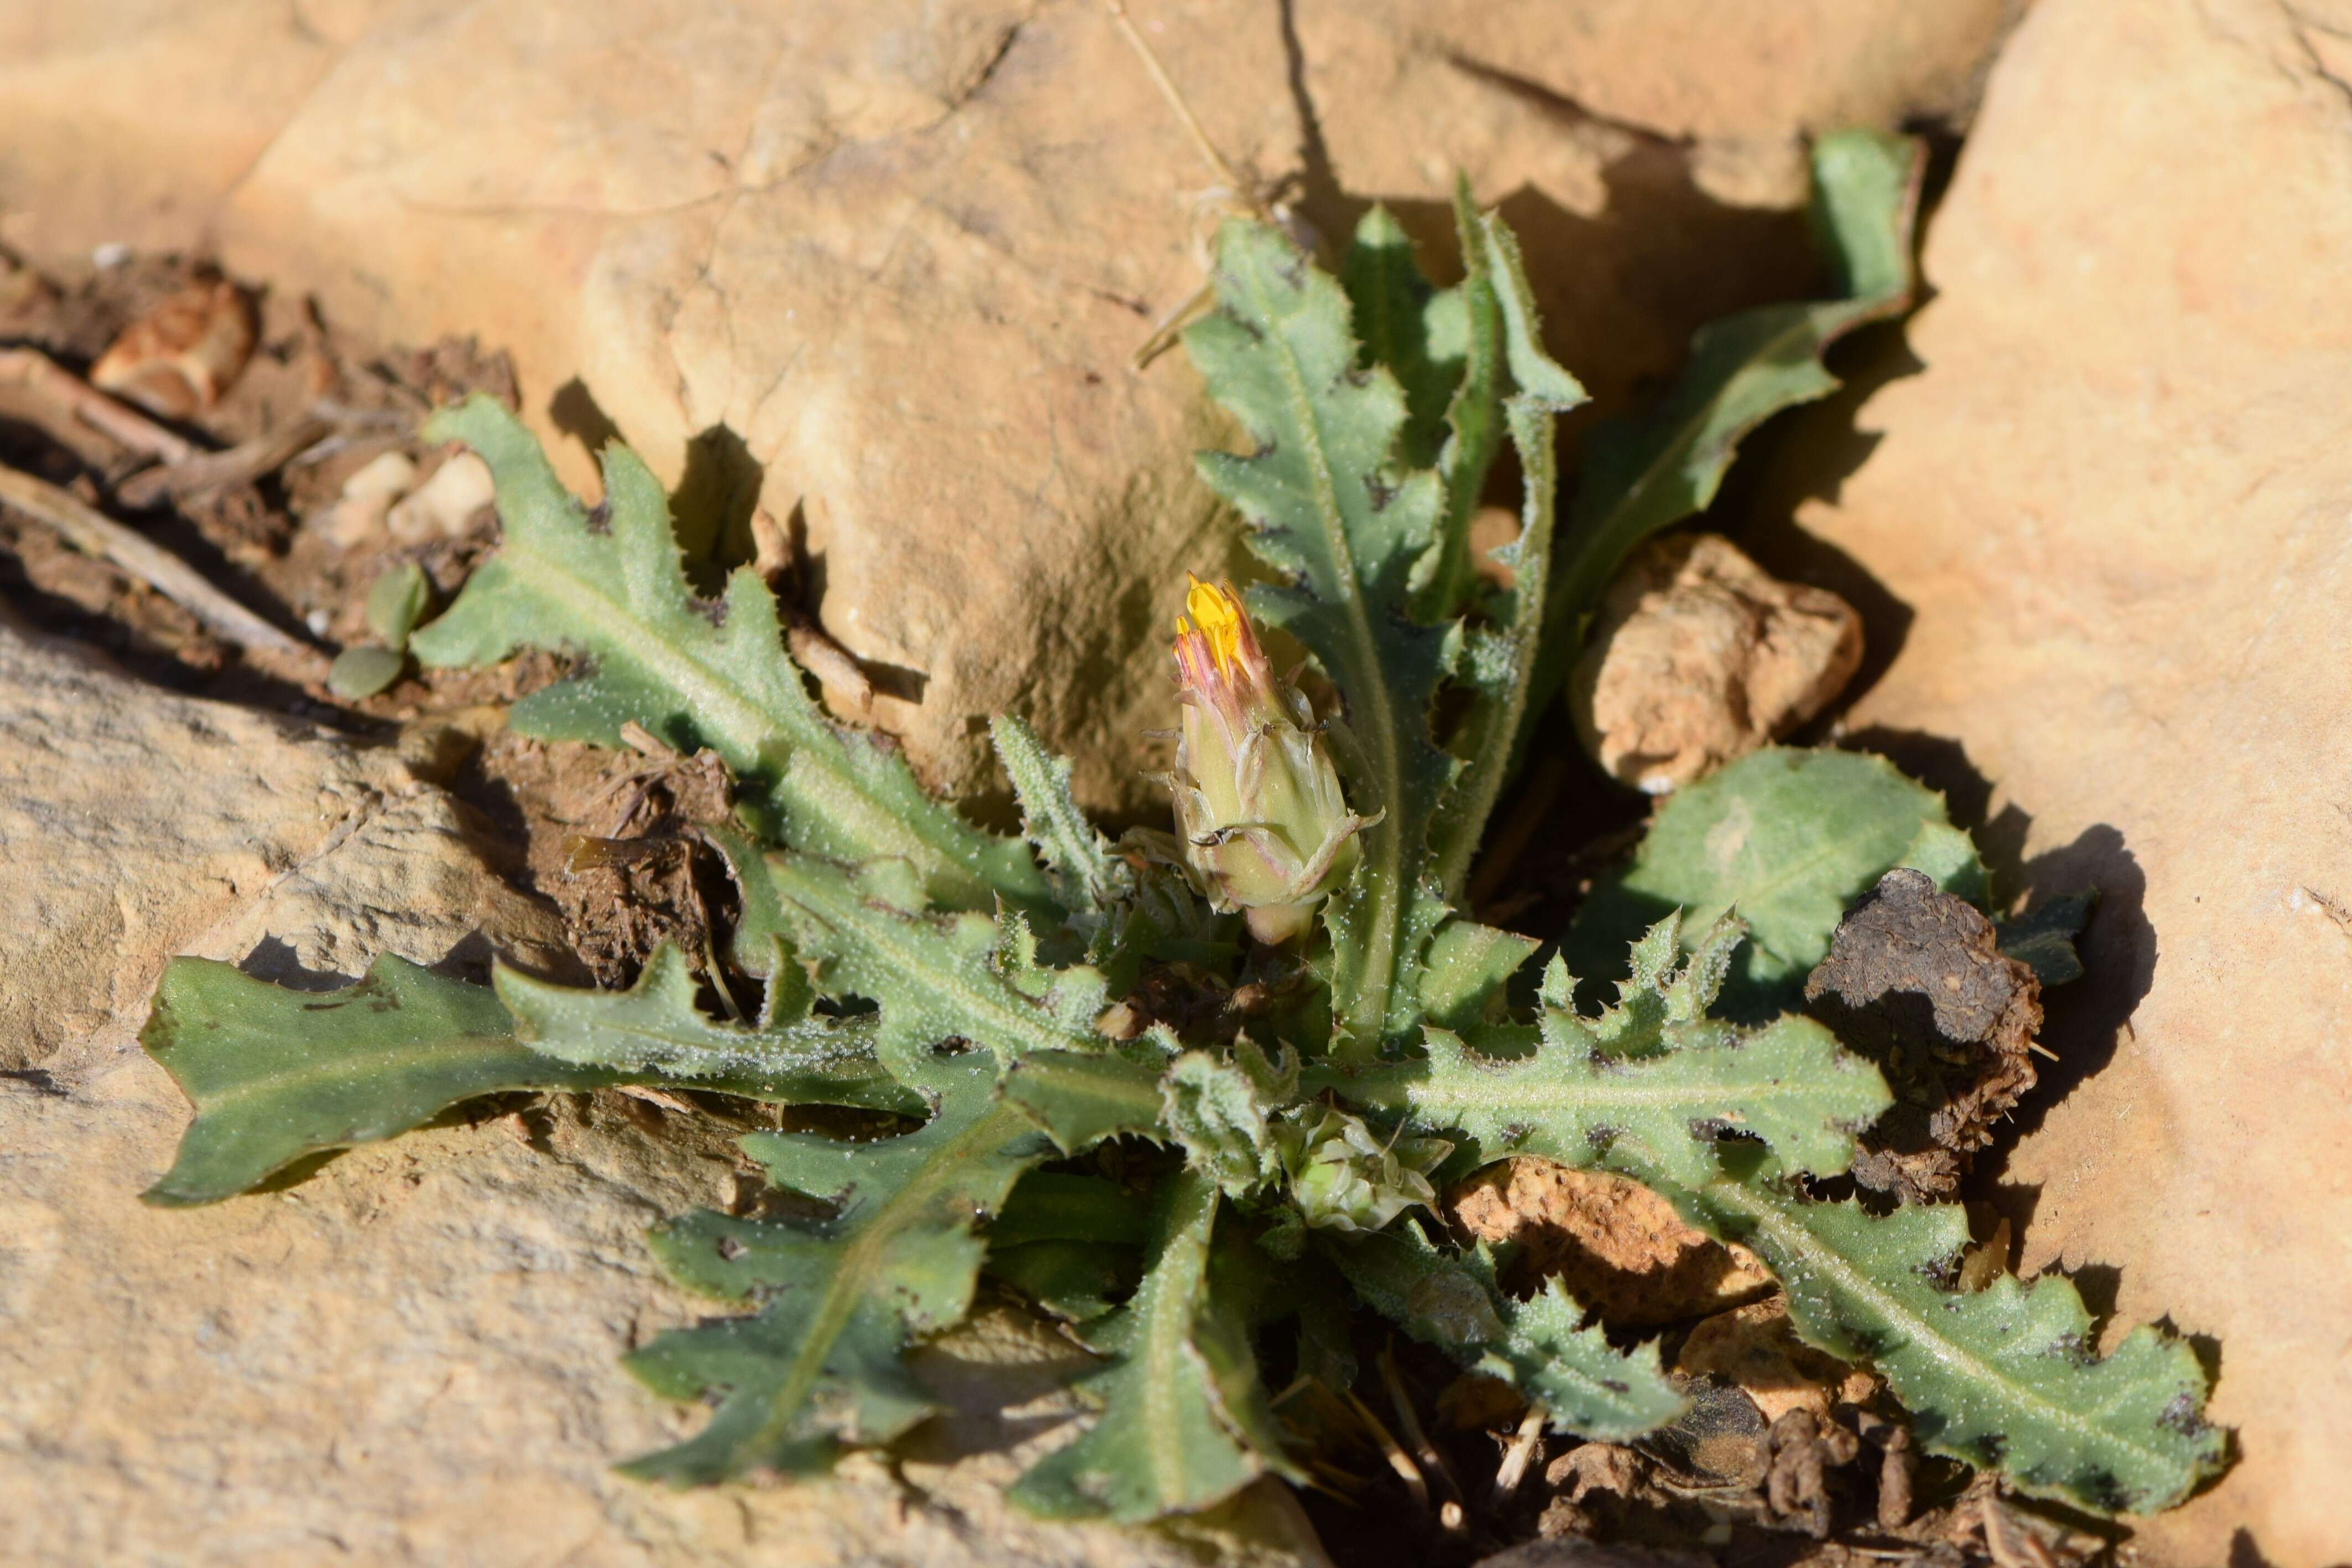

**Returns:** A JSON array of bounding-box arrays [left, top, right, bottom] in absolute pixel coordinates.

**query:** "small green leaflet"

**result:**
[[496, 942, 920, 1115], [991, 714, 1129, 918], [1010, 1171, 1296, 1520], [1569, 747, 1987, 1018], [1530, 129, 1923, 729], [1638, 1147, 2226, 1515], [138, 953, 902, 1206], [625, 1050, 1051, 1483], [409, 395, 1046, 913], [1322, 1224, 1683, 1441]]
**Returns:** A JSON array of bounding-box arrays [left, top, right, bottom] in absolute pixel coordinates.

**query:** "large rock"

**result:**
[[1756, 1, 2352, 1560], [0, 0, 2010, 813]]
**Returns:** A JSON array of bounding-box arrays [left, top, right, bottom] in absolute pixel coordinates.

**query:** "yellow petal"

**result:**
[[1183, 574, 1245, 676]]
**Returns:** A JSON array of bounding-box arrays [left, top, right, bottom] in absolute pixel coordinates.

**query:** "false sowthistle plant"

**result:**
[[140, 131, 2225, 1531]]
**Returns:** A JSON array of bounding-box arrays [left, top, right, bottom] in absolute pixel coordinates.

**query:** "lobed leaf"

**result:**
[[138, 953, 899, 1206], [1010, 1171, 1295, 1521], [720, 834, 1109, 1070], [1323, 1224, 1684, 1441], [1637, 1148, 2226, 1515], [409, 395, 1046, 912], [1530, 130, 1924, 728], [496, 942, 920, 1115], [624, 1051, 1052, 1482], [991, 714, 1129, 917]]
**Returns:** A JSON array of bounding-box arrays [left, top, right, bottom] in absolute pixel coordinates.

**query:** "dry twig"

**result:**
[[0, 347, 200, 465], [0, 462, 313, 661], [116, 414, 337, 509]]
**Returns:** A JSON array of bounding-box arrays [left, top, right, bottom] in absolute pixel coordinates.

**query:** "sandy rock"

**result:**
[[1674, 1298, 1873, 1427], [385, 450, 496, 544], [1571, 533, 1863, 793], [0, 0, 2010, 813], [0, 611, 516, 1074], [1449, 1157, 1771, 1327], [1751, 0, 2352, 1559]]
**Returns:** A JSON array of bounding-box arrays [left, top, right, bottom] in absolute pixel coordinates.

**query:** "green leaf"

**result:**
[[999, 1045, 1170, 1153], [1569, 747, 1983, 1017], [1998, 891, 2097, 986], [991, 714, 1128, 917], [1415, 919, 1541, 1031], [1010, 1170, 1294, 1521], [138, 953, 924, 1207], [1641, 1148, 2226, 1514], [623, 1051, 1051, 1482], [364, 559, 432, 649], [1322, 912, 1889, 1187], [1532, 130, 1923, 727], [988, 1241, 1132, 1324], [991, 1172, 1154, 1249], [327, 643, 407, 699], [1340, 205, 1454, 473], [1186, 219, 1454, 1055], [723, 839, 1108, 1069], [408, 395, 1045, 913], [493, 943, 921, 1115], [1158, 1047, 1292, 1196], [1322, 1225, 1684, 1440]]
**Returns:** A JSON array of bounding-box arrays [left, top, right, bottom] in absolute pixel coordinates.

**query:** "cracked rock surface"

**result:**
[[0, 0, 2011, 814]]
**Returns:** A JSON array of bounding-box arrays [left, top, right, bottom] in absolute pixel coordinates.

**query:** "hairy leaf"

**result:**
[[1159, 1048, 1289, 1196], [139, 954, 881, 1206], [1011, 1170, 1293, 1520], [992, 714, 1128, 917], [1323, 913, 1888, 1187], [1640, 1148, 2226, 1514], [496, 943, 920, 1115], [999, 1045, 1170, 1153], [409, 395, 1044, 912], [1569, 747, 1984, 1017], [1324, 1225, 1684, 1440], [1530, 130, 1922, 728], [1187, 218, 1455, 1054], [723, 838, 1108, 1069], [624, 1051, 1051, 1482]]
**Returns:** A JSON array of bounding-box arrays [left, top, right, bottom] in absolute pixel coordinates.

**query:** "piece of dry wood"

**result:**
[[116, 415, 337, 509], [0, 347, 200, 465], [0, 462, 312, 659]]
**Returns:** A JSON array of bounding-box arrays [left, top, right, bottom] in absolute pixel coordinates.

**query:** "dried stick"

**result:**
[[116, 415, 337, 509], [0, 463, 312, 659], [0, 347, 199, 465]]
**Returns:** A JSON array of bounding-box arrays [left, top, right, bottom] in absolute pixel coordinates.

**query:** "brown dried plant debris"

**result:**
[[1802, 868, 2042, 1203], [1450, 1157, 1772, 1326]]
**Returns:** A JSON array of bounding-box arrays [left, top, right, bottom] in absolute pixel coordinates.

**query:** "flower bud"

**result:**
[[1275, 1104, 1452, 1234], [1166, 576, 1369, 943]]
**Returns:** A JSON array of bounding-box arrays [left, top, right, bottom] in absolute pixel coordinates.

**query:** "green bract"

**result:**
[[138, 129, 2225, 1530]]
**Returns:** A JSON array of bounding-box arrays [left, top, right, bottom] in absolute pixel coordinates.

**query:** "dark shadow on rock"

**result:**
[[546, 375, 622, 468], [670, 422, 762, 574], [236, 933, 355, 992]]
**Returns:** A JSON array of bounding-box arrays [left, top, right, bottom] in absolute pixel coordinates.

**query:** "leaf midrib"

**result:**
[[1718, 1178, 2191, 1490], [1236, 250, 1408, 1051]]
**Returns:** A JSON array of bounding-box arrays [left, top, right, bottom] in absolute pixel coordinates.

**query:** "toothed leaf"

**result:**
[[624, 1051, 1050, 1482], [136, 954, 889, 1207], [495, 943, 920, 1115], [992, 714, 1129, 917], [409, 395, 1045, 912], [1011, 1172, 1295, 1520], [1638, 1147, 2226, 1514], [1323, 1225, 1684, 1440]]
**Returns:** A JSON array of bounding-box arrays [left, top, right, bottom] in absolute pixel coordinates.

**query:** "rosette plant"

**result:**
[[138, 131, 2224, 1531]]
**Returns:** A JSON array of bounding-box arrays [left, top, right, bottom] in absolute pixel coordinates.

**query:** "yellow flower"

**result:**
[[1166, 576, 1368, 943]]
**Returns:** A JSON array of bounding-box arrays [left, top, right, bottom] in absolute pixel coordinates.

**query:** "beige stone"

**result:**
[[1449, 1157, 1772, 1327], [1755, 0, 2352, 1559], [1570, 533, 1862, 793], [1674, 1298, 1873, 1427], [0, 0, 2010, 814]]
